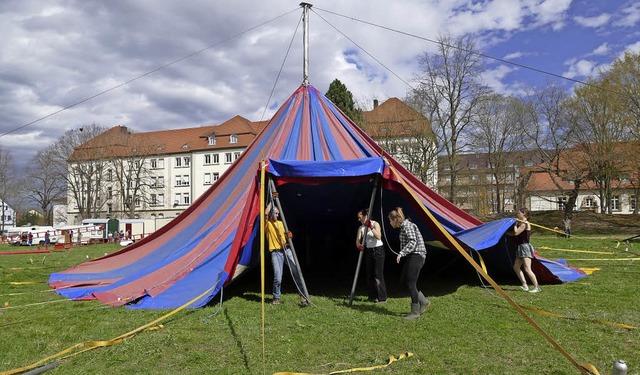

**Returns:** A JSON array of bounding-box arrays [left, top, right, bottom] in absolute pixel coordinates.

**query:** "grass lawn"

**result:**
[[0, 230, 638, 374]]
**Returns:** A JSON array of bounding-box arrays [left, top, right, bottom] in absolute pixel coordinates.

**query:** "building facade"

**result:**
[[361, 98, 438, 189], [66, 117, 267, 224], [0, 199, 16, 230]]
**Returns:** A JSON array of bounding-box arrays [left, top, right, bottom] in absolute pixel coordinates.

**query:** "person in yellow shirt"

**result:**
[[265, 201, 306, 305]]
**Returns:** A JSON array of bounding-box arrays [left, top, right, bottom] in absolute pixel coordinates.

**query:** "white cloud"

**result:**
[[624, 40, 640, 54], [591, 43, 610, 56], [574, 13, 612, 28], [616, 2, 640, 27], [563, 58, 597, 79], [504, 51, 524, 59]]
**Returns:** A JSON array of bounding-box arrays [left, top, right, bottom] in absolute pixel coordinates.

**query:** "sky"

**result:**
[[1, 0, 639, 169]]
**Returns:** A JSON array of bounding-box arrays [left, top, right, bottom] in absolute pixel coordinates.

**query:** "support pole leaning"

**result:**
[[348, 175, 380, 306]]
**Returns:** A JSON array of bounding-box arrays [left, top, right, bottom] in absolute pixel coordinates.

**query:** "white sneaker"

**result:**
[[520, 285, 529, 291], [529, 287, 541, 293]]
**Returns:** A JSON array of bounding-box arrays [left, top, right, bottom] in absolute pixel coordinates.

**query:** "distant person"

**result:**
[[512, 207, 541, 293], [563, 216, 572, 238], [355, 208, 387, 303], [265, 197, 307, 306], [388, 207, 431, 320], [27, 232, 33, 246], [44, 231, 51, 246], [77, 231, 82, 246]]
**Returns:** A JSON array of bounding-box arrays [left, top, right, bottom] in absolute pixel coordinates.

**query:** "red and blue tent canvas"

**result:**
[[49, 84, 585, 309]]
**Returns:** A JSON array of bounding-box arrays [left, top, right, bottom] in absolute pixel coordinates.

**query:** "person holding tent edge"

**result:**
[[511, 207, 541, 293], [355, 208, 387, 304], [388, 207, 431, 320], [265, 192, 308, 306]]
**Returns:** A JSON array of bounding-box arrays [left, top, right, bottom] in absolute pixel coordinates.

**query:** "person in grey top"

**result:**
[[388, 207, 431, 320]]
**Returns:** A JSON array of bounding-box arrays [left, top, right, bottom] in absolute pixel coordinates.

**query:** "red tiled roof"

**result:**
[[361, 98, 433, 138], [70, 116, 268, 161]]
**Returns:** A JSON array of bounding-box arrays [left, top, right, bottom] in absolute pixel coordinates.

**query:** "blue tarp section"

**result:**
[[268, 158, 385, 177], [455, 218, 516, 251]]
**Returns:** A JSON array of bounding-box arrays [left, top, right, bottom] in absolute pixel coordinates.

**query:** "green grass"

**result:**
[[0, 234, 638, 374]]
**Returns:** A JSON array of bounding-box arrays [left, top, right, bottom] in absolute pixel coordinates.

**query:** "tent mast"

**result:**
[[300, 2, 312, 86]]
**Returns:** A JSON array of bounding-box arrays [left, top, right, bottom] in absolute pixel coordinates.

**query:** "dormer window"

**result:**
[[208, 136, 216, 146], [230, 134, 238, 144]]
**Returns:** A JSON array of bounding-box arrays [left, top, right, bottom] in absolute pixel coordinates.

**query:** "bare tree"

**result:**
[[0, 148, 18, 231], [603, 52, 640, 214], [411, 33, 490, 203], [468, 94, 524, 213], [104, 127, 158, 219], [49, 124, 110, 222], [520, 83, 583, 218], [569, 77, 629, 214], [23, 148, 67, 225]]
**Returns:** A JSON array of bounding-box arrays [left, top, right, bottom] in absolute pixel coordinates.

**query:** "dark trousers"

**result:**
[[366, 246, 387, 301], [400, 253, 425, 303]]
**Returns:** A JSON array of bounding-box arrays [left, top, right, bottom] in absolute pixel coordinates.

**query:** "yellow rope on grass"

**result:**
[[273, 352, 413, 375], [536, 246, 614, 255], [519, 305, 637, 330]]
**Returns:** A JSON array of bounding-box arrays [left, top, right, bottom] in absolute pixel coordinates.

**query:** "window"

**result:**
[[469, 163, 477, 170], [174, 193, 181, 206], [225, 153, 233, 163], [558, 196, 567, 211], [151, 158, 165, 169], [230, 134, 238, 144], [208, 135, 216, 146], [204, 154, 211, 164], [213, 172, 219, 182], [184, 157, 191, 167], [107, 169, 113, 181], [204, 173, 212, 185], [583, 197, 595, 208], [183, 193, 190, 205], [631, 195, 637, 211], [175, 175, 189, 186], [134, 196, 141, 207], [175, 157, 182, 167], [611, 195, 620, 211], [107, 204, 112, 214], [157, 176, 164, 187], [234, 151, 241, 160], [151, 194, 158, 206], [158, 194, 164, 206], [108, 187, 113, 199], [212, 154, 219, 164]]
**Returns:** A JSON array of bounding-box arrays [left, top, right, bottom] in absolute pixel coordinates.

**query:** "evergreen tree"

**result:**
[[325, 79, 362, 123]]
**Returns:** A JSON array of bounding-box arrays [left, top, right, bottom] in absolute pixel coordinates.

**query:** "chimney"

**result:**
[[373, 99, 378, 108]]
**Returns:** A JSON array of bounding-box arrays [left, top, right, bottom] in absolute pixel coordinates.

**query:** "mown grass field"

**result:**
[[0, 222, 638, 374]]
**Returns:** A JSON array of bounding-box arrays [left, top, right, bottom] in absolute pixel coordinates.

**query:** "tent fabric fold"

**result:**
[[49, 84, 585, 309]]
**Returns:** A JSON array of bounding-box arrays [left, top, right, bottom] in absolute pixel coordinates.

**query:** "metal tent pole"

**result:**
[[348, 175, 380, 306], [268, 177, 311, 304], [300, 2, 312, 86]]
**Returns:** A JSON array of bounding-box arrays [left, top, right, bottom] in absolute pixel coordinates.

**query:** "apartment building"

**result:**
[[66, 116, 267, 224]]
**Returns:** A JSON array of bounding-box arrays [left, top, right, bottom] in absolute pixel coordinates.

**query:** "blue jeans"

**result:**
[[271, 248, 303, 300]]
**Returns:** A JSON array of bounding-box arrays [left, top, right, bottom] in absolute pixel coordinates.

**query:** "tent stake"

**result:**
[[348, 175, 380, 306]]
